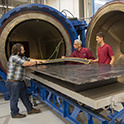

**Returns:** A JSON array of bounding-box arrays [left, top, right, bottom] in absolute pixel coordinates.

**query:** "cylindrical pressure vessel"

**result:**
[[85, 1, 124, 65], [0, 4, 78, 73]]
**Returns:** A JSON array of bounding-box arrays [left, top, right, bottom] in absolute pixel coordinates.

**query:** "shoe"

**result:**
[[28, 108, 41, 114], [12, 113, 26, 118]]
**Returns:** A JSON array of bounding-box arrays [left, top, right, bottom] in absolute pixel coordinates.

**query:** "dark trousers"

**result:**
[[6, 81, 33, 117]]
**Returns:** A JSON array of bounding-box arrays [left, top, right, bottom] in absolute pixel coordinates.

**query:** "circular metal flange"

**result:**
[[85, 1, 124, 65], [0, 4, 78, 72]]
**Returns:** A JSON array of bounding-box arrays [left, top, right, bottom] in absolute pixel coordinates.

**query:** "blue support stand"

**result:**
[[0, 67, 10, 100], [29, 80, 124, 124], [0, 79, 10, 100]]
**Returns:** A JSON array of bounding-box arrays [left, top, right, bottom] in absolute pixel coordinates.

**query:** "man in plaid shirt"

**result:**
[[6, 43, 46, 118]]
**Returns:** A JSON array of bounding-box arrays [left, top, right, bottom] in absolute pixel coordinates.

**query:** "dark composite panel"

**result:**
[[28, 63, 124, 91]]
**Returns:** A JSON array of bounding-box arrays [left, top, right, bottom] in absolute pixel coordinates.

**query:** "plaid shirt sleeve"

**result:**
[[12, 56, 26, 65], [22, 56, 30, 61]]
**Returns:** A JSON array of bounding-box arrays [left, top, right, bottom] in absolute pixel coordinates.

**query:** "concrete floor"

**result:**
[[0, 94, 69, 124], [0, 93, 112, 124]]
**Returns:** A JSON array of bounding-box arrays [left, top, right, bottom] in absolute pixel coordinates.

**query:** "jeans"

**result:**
[[6, 81, 33, 117]]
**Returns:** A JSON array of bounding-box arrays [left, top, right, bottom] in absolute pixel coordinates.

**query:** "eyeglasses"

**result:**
[[74, 44, 78, 46]]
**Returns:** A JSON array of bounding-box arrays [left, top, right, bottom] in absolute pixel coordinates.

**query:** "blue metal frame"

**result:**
[[69, 19, 87, 48], [30, 80, 124, 124], [0, 3, 88, 52], [0, 3, 78, 53], [0, 67, 9, 100]]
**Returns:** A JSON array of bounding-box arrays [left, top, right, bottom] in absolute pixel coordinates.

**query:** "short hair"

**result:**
[[11, 43, 24, 55], [74, 39, 82, 45], [96, 32, 104, 39]]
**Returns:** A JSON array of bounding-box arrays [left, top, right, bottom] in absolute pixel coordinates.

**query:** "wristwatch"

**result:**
[[35, 61, 37, 65]]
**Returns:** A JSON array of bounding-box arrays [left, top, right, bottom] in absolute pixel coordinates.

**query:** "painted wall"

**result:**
[[44, 0, 93, 24], [83, 0, 93, 24], [45, 0, 80, 18]]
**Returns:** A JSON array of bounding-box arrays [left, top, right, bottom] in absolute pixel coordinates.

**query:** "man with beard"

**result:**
[[6, 43, 46, 118]]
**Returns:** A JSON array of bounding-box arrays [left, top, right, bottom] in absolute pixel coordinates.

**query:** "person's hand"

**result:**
[[37, 60, 47, 64], [41, 60, 47, 63], [90, 60, 94, 63], [61, 56, 65, 59], [89, 59, 93, 63]]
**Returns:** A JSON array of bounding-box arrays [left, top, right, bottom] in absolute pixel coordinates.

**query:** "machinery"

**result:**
[[0, 1, 124, 124]]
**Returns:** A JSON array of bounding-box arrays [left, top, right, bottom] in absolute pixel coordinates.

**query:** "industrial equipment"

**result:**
[[85, 1, 124, 65], [0, 1, 124, 124], [28, 63, 124, 123]]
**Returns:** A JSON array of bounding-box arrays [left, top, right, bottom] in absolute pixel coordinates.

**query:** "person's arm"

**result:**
[[12, 56, 37, 67], [92, 58, 98, 63], [110, 55, 115, 65], [61, 52, 75, 58], [30, 59, 47, 64], [107, 45, 114, 65], [22, 59, 47, 66], [22, 57, 47, 66], [22, 61, 36, 66]]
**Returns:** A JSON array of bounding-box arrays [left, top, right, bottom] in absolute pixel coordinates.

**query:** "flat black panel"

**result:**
[[28, 63, 124, 85], [31, 71, 118, 92]]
